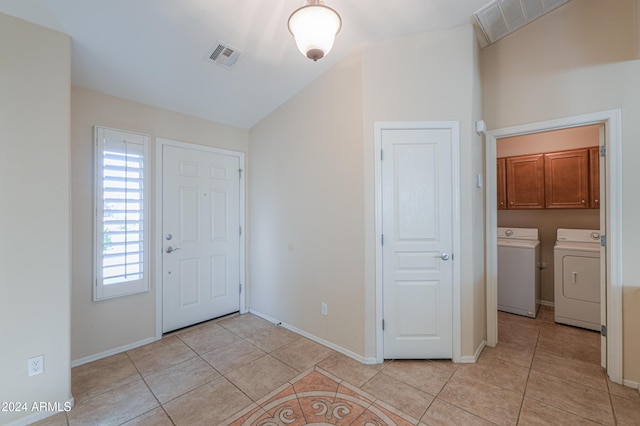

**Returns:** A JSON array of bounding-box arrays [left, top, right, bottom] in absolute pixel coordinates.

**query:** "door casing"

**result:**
[[483, 110, 623, 384], [374, 121, 461, 363], [155, 137, 246, 339]]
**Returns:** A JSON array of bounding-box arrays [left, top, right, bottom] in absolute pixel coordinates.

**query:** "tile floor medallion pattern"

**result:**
[[224, 368, 415, 426]]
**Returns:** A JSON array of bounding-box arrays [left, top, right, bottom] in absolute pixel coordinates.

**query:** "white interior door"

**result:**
[[162, 144, 241, 332], [382, 127, 454, 359]]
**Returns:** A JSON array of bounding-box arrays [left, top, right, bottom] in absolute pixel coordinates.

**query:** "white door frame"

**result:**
[[374, 121, 461, 363], [484, 110, 623, 384], [155, 137, 246, 339]]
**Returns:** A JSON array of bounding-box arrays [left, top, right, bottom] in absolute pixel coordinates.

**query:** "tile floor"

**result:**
[[34, 306, 639, 425]]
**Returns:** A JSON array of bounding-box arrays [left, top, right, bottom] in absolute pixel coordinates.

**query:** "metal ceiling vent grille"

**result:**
[[474, 0, 569, 46], [208, 41, 241, 69]]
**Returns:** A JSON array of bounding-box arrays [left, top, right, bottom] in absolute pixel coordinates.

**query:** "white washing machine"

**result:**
[[497, 227, 540, 318], [554, 229, 601, 331]]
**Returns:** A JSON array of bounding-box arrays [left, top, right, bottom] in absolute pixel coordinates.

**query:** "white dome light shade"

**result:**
[[288, 3, 342, 61]]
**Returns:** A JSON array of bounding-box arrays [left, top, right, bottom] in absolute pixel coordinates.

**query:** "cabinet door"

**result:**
[[497, 158, 507, 210], [589, 147, 600, 209], [544, 149, 589, 208], [506, 154, 545, 209]]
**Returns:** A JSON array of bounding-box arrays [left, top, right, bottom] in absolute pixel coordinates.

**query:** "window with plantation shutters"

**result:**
[[94, 126, 150, 300]]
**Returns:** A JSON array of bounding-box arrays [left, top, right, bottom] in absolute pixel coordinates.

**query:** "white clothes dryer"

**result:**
[[497, 227, 540, 318], [554, 229, 601, 331]]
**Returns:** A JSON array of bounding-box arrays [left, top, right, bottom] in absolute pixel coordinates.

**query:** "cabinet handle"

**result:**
[[595, 199, 599, 204], [581, 199, 586, 204], [510, 201, 514, 205]]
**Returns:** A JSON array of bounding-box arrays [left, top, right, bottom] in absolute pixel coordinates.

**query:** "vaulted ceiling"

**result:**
[[0, 0, 492, 129]]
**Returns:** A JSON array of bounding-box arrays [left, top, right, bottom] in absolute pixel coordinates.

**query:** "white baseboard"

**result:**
[[459, 340, 485, 363], [537, 300, 554, 307], [248, 309, 377, 365], [623, 379, 640, 393], [71, 336, 158, 367], [3, 397, 74, 426]]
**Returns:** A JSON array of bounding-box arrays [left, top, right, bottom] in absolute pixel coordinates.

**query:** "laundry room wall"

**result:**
[[497, 125, 601, 303]]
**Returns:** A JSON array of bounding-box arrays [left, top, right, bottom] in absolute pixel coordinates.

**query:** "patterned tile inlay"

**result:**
[[226, 368, 415, 426]]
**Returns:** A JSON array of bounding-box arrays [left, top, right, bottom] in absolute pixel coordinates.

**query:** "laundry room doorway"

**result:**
[[484, 110, 623, 384]]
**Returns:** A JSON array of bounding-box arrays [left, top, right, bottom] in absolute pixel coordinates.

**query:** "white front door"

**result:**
[[382, 127, 455, 359], [162, 144, 241, 333]]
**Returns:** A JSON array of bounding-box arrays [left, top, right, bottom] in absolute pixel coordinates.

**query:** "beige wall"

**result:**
[[71, 86, 249, 362], [249, 52, 366, 357], [362, 25, 486, 358], [0, 13, 72, 424], [482, 0, 640, 383], [497, 125, 601, 302], [623, 287, 640, 380], [249, 24, 485, 361], [472, 29, 487, 353]]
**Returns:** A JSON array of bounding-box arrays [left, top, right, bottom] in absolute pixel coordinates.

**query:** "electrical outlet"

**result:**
[[321, 303, 328, 316], [28, 355, 44, 376]]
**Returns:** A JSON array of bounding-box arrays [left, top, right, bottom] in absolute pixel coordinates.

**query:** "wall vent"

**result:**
[[474, 0, 570, 46], [207, 41, 241, 69]]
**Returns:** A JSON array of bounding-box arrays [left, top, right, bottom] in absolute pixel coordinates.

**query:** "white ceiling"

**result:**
[[0, 0, 491, 129]]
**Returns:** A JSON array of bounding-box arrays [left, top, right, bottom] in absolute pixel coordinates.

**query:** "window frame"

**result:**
[[94, 126, 150, 301]]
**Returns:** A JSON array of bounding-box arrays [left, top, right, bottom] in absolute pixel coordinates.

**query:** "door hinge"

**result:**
[[601, 324, 607, 337], [600, 146, 606, 157], [381, 149, 384, 161], [381, 234, 384, 245], [239, 226, 242, 237], [601, 235, 607, 247], [239, 168, 243, 178], [382, 319, 385, 330], [239, 283, 242, 294]]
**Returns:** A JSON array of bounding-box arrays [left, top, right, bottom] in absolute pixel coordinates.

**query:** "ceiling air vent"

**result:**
[[474, 0, 570, 46], [207, 41, 241, 69]]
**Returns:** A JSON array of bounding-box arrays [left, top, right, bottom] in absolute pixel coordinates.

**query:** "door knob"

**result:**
[[165, 233, 173, 241], [436, 253, 450, 261], [166, 246, 181, 253]]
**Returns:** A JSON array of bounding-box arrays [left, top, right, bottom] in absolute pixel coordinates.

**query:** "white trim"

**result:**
[[460, 340, 486, 364], [374, 121, 462, 363], [249, 309, 376, 364], [155, 137, 246, 339], [622, 379, 640, 393], [3, 398, 75, 426], [71, 336, 158, 367], [485, 128, 498, 348], [484, 109, 623, 384]]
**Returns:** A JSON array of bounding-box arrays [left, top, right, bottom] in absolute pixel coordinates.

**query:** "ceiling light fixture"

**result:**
[[287, 0, 342, 62]]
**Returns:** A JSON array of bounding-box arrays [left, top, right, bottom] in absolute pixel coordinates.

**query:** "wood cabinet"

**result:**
[[544, 149, 590, 209], [498, 146, 599, 210], [497, 158, 506, 210], [505, 154, 545, 209], [589, 147, 600, 209]]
